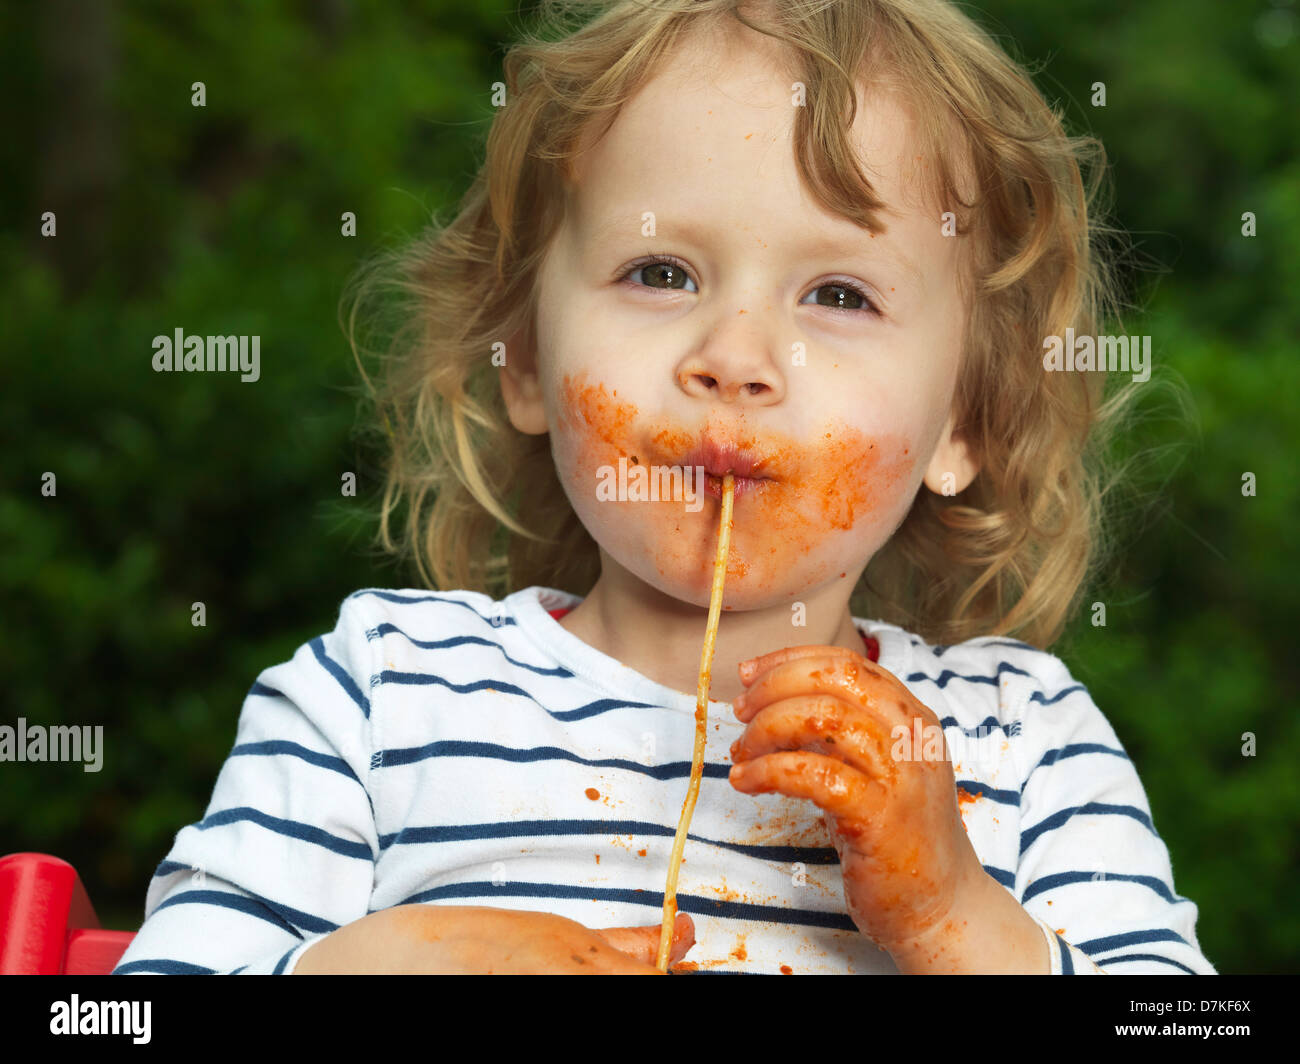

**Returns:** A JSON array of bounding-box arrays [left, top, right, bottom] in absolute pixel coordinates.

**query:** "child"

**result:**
[[113, 0, 1215, 974]]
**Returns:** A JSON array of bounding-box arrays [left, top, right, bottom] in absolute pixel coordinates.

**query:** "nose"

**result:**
[[676, 335, 785, 405]]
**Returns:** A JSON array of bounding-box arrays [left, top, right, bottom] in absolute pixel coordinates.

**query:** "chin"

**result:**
[[623, 554, 807, 614]]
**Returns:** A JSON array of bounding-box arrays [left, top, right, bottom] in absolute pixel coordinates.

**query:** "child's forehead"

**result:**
[[567, 20, 961, 228]]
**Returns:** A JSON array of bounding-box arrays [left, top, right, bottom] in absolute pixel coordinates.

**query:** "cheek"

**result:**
[[556, 371, 918, 593], [549, 372, 637, 508]]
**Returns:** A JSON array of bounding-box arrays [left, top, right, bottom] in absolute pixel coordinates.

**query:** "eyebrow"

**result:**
[[788, 227, 924, 286], [588, 211, 924, 285]]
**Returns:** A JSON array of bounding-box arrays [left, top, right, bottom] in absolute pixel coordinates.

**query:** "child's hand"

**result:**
[[728, 645, 985, 956], [385, 905, 696, 974]]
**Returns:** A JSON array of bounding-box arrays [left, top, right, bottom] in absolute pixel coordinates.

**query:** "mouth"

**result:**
[[701, 471, 770, 500], [680, 438, 776, 502]]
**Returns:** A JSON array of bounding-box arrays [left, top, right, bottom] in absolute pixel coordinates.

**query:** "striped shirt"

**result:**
[[112, 585, 1216, 975]]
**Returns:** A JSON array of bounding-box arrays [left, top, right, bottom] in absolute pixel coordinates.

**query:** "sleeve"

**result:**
[[1011, 652, 1217, 975], [111, 593, 381, 974]]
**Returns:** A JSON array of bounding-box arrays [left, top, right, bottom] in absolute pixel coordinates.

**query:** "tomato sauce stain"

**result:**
[[559, 370, 916, 594], [730, 934, 748, 962]]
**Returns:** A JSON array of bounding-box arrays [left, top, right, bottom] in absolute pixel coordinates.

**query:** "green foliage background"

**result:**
[[1, 1, 1296, 973]]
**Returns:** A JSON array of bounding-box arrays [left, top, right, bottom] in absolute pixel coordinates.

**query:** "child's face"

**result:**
[[503, 24, 978, 611]]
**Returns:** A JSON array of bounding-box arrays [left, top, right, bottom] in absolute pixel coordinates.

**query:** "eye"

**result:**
[[620, 255, 698, 293], [800, 280, 881, 316]]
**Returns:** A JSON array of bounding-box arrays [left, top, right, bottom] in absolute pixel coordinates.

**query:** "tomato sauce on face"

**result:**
[[558, 370, 916, 593]]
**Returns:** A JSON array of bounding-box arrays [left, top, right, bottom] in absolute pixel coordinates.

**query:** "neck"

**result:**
[[556, 549, 867, 705]]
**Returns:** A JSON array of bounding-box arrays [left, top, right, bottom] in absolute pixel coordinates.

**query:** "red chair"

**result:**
[[0, 853, 136, 974]]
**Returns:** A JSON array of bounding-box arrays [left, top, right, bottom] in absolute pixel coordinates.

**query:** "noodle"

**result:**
[[656, 472, 735, 971]]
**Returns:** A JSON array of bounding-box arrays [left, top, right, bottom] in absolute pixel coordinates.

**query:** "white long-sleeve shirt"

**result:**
[[112, 585, 1216, 974]]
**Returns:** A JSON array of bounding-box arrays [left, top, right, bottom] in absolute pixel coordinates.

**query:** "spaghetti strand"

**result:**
[[656, 473, 735, 971]]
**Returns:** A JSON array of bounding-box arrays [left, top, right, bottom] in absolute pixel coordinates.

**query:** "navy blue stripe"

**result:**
[[1076, 927, 1191, 953], [154, 888, 336, 937], [1022, 870, 1177, 905], [374, 673, 659, 721], [309, 636, 370, 718], [1020, 743, 1130, 794], [938, 714, 1021, 739], [1029, 684, 1087, 706], [198, 806, 374, 861], [153, 859, 194, 878], [249, 680, 284, 698], [351, 589, 516, 628], [231, 965, 248, 974], [375, 740, 1023, 811], [392, 881, 859, 931], [378, 816, 841, 864], [369, 623, 572, 677], [380, 739, 732, 778], [910, 637, 1040, 658], [113, 959, 215, 974], [229, 741, 375, 822], [984, 864, 1015, 889], [1055, 932, 1074, 973], [905, 662, 1033, 690], [272, 947, 296, 975], [1020, 802, 1156, 854], [975, 639, 1040, 653], [231, 740, 363, 785], [1090, 953, 1198, 974], [951, 780, 1020, 807], [374, 816, 1011, 889]]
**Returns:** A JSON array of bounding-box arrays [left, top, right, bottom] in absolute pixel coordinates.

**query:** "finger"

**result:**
[[734, 652, 906, 725], [729, 693, 894, 783], [728, 750, 882, 823], [594, 912, 695, 966], [738, 644, 859, 686], [667, 912, 696, 965]]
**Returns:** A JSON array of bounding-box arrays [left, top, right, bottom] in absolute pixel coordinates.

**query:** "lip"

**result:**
[[700, 471, 770, 501], [680, 437, 776, 501]]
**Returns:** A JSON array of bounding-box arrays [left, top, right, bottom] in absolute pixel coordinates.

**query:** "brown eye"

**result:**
[[804, 282, 878, 315], [815, 284, 863, 309], [622, 256, 697, 293], [641, 262, 689, 289]]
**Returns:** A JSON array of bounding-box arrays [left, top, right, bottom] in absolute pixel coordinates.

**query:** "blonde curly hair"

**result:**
[[342, 0, 1158, 650]]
